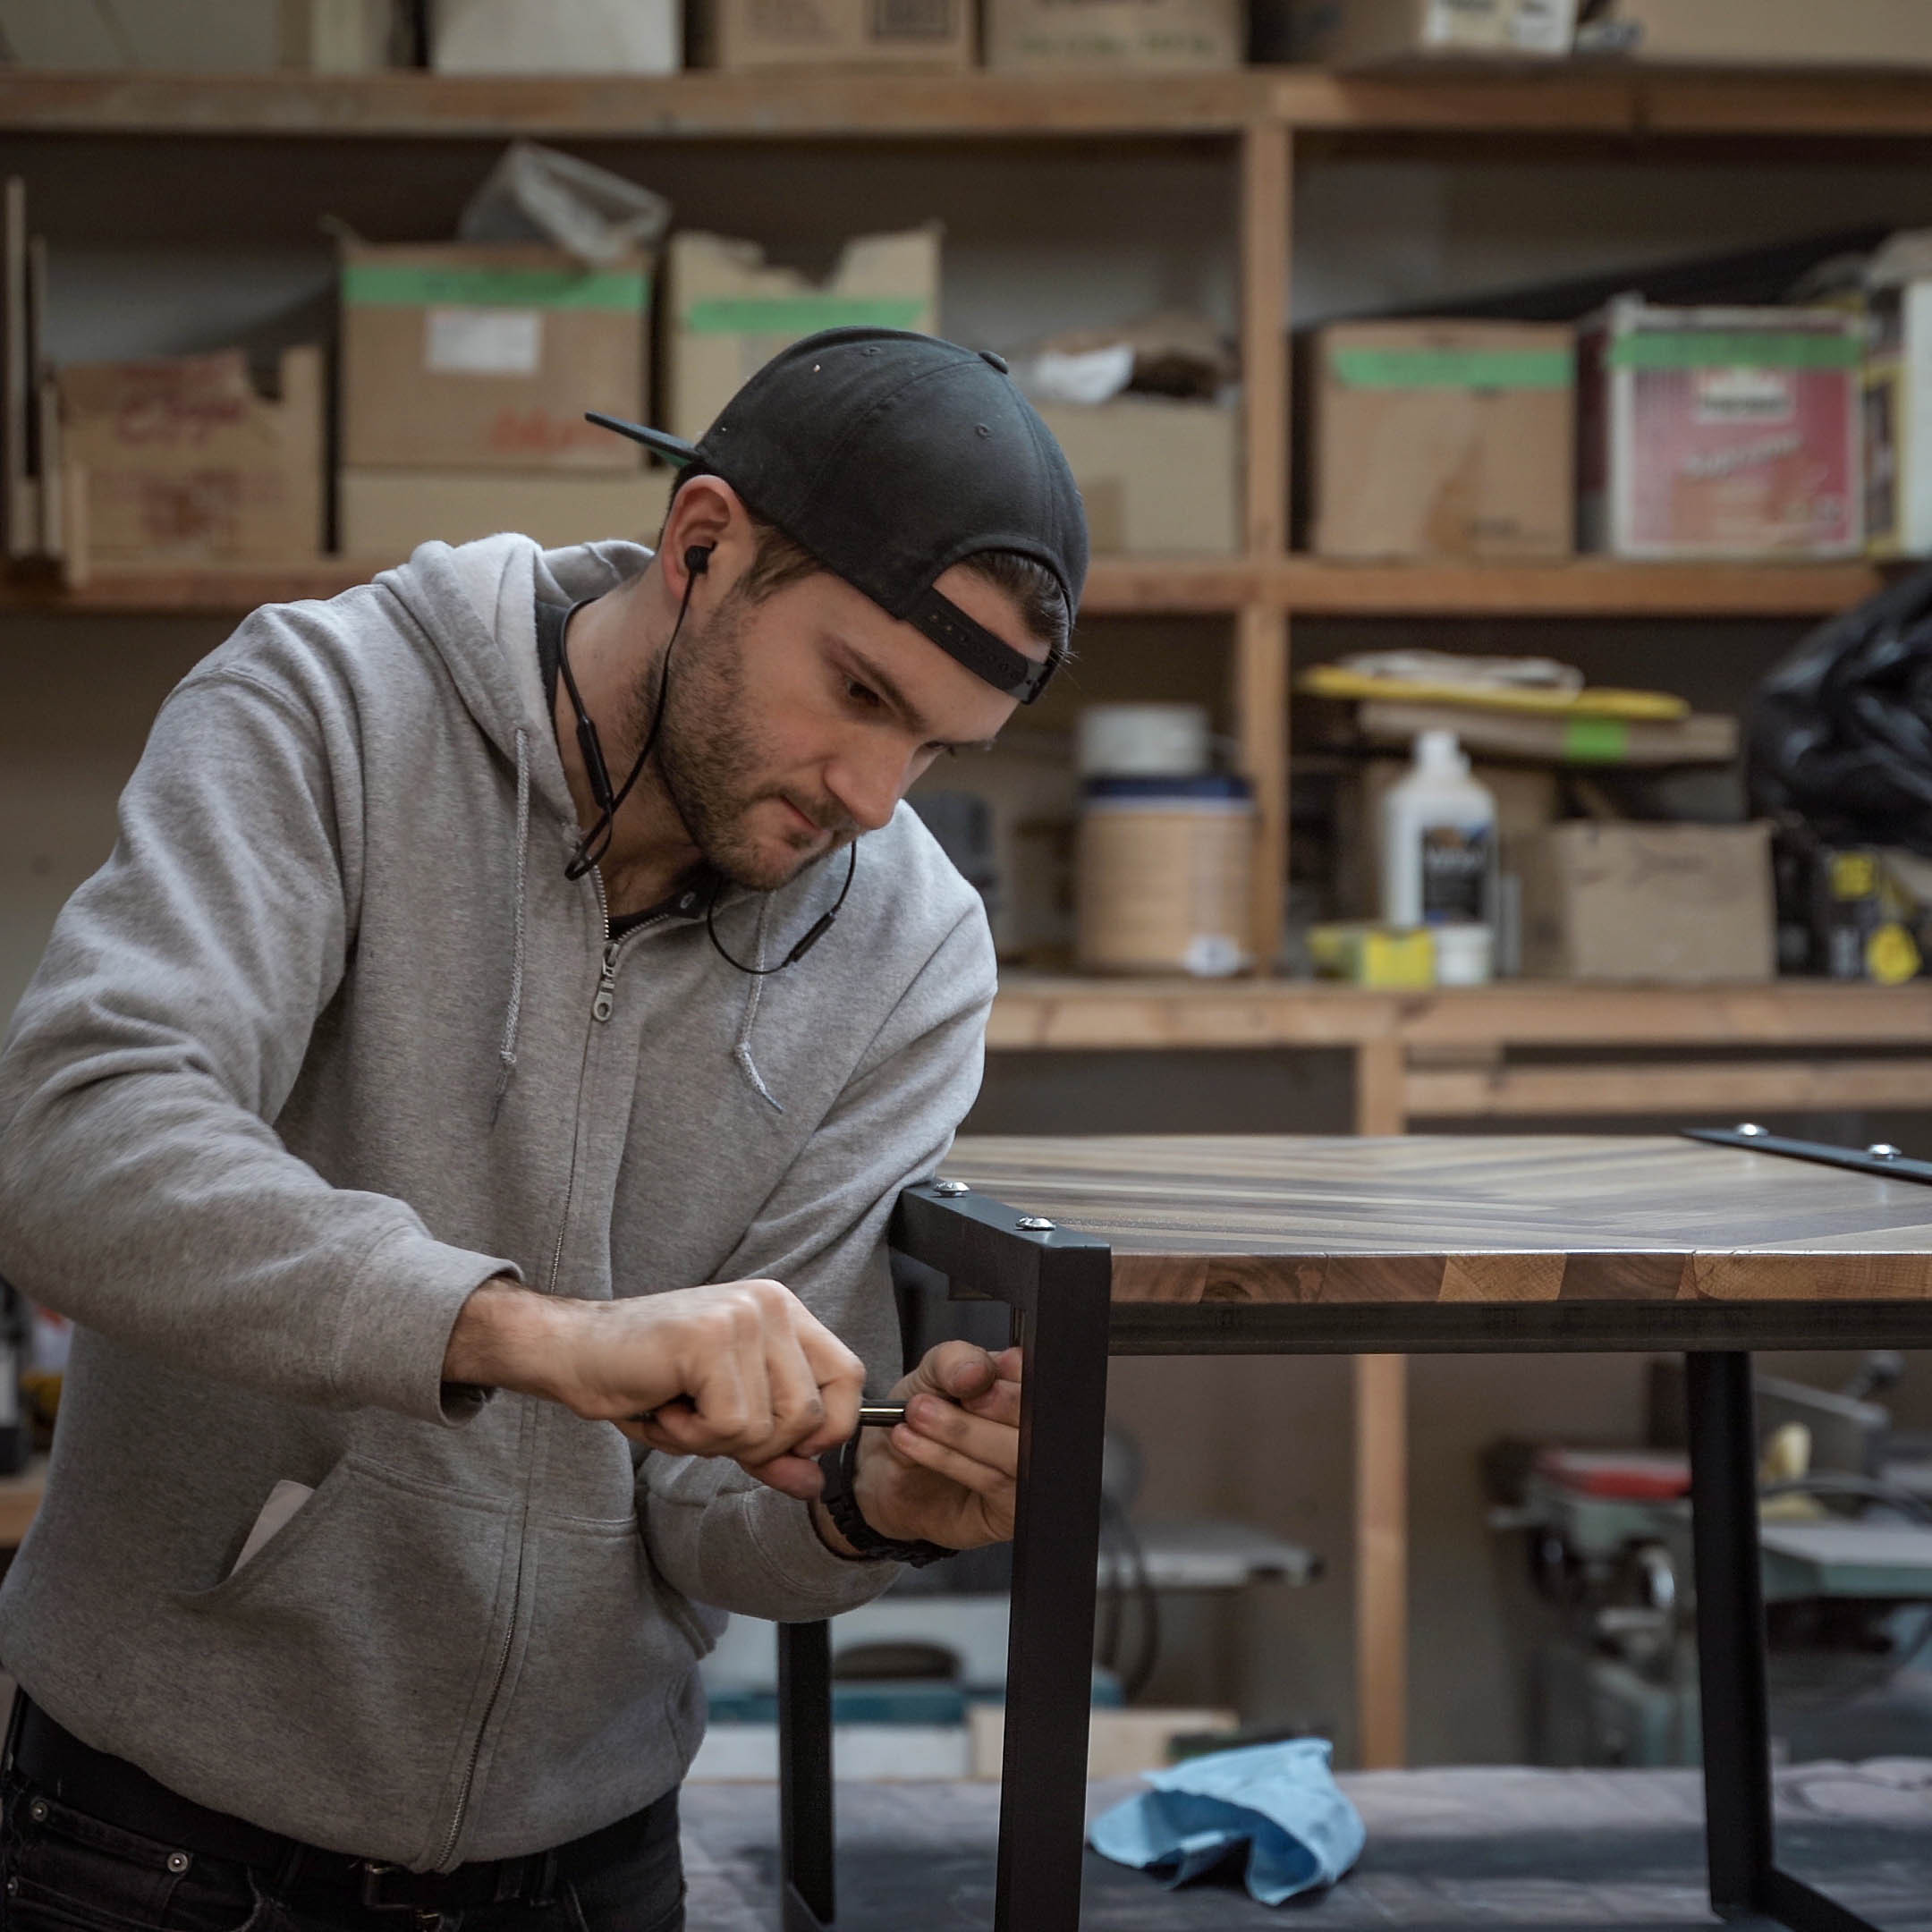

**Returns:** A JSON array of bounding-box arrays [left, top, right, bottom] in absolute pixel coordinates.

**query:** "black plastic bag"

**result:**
[[1749, 566, 1932, 857]]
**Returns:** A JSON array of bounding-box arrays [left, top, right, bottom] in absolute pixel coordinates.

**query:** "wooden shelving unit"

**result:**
[[7, 60, 1932, 1776]]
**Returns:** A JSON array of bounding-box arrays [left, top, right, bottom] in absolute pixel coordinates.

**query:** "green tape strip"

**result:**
[[1607, 331, 1860, 372], [343, 263, 648, 311], [1563, 717, 1631, 763], [1330, 346, 1573, 390], [683, 296, 928, 335]]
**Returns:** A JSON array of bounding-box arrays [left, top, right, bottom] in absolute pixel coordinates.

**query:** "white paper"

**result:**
[[230, 1479, 315, 1576], [424, 307, 544, 377]]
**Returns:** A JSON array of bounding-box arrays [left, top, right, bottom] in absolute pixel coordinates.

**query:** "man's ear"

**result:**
[[661, 474, 741, 591]]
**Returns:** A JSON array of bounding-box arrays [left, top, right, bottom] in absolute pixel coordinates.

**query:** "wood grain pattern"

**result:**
[[938, 1135, 1932, 1306]]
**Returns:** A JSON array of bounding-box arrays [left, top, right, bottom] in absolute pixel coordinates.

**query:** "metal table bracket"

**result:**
[[1684, 1123, 1932, 1185]]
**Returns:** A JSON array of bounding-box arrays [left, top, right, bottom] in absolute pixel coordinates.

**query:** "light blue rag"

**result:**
[[1087, 1739, 1365, 1905]]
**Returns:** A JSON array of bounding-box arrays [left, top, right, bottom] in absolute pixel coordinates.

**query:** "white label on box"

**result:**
[[1694, 366, 1796, 426], [424, 307, 544, 377], [1423, 0, 1573, 54]]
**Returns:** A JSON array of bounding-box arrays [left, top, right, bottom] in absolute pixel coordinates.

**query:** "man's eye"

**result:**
[[846, 680, 882, 709]]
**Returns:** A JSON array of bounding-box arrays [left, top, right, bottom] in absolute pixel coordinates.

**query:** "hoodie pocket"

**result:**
[[458, 1514, 715, 1840], [157, 1454, 513, 1865]]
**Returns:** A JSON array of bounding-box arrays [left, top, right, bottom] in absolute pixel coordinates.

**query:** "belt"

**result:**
[[9, 1695, 676, 1911]]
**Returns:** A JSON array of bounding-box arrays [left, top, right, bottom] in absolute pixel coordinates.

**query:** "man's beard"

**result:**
[[624, 588, 855, 893]]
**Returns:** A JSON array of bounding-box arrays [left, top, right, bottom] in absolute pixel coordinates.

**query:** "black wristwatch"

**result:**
[[817, 1433, 953, 1568]]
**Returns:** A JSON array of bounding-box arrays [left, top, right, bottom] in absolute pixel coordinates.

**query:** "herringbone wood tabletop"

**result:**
[[937, 1136, 1932, 1307]]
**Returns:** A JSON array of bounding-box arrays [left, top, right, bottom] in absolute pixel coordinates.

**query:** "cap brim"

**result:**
[[584, 412, 699, 467]]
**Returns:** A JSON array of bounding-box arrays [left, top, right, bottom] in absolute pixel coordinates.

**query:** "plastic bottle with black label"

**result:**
[[1379, 730, 1497, 985]]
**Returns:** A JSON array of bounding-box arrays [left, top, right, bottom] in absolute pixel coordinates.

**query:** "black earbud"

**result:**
[[684, 544, 713, 577]]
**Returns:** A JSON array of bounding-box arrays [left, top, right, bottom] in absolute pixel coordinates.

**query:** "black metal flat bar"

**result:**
[[1764, 1866, 1887, 1932], [777, 1619, 835, 1931], [1685, 1125, 1932, 1187], [1687, 1352, 1775, 1919], [1109, 1299, 1932, 1356]]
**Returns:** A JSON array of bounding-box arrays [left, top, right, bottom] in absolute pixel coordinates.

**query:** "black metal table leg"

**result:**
[[1687, 1350, 1775, 1920], [991, 1233, 1112, 1930], [778, 1617, 835, 1931], [894, 1183, 1114, 1932]]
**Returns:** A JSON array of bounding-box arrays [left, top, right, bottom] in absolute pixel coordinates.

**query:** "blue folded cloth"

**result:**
[[1087, 1739, 1365, 1905]]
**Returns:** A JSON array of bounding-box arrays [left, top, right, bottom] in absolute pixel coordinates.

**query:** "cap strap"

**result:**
[[906, 587, 1057, 706]]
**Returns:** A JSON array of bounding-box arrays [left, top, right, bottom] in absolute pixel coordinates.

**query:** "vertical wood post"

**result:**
[[1241, 119, 1290, 556], [1238, 120, 1291, 968], [1353, 1035, 1408, 1767], [1236, 605, 1289, 968]]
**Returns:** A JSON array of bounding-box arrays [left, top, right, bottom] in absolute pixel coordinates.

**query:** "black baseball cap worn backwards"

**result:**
[[587, 326, 1088, 705]]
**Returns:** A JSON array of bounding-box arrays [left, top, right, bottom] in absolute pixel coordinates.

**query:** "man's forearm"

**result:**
[[443, 1277, 571, 1397]]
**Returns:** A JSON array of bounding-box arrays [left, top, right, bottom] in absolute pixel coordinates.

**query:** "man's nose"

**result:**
[[824, 749, 909, 835]]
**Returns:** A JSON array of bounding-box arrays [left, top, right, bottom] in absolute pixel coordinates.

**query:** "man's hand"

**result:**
[[816, 1341, 1022, 1555], [445, 1276, 864, 1500]]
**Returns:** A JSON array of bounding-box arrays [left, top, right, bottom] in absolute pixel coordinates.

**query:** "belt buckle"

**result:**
[[357, 1861, 424, 1913]]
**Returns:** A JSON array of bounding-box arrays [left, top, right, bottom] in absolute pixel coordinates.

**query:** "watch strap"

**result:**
[[817, 1433, 953, 1568]]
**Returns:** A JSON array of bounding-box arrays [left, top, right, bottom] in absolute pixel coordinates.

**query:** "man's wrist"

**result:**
[[443, 1278, 568, 1398]]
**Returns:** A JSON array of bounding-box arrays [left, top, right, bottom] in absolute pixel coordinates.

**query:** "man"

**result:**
[[0, 327, 1088, 1929]]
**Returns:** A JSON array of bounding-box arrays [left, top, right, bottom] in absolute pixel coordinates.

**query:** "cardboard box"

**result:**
[[1579, 300, 1863, 559], [1575, 0, 1932, 69], [1311, 320, 1575, 559], [1300, 0, 1575, 66], [1034, 399, 1237, 555], [339, 467, 674, 557], [985, 0, 1241, 71], [665, 227, 939, 445], [1517, 821, 1775, 983], [1864, 281, 1932, 558], [59, 347, 324, 564], [0, 0, 394, 69], [432, 0, 678, 73], [340, 242, 651, 472], [690, 0, 971, 69]]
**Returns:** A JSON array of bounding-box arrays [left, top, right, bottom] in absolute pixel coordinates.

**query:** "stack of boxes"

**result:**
[[336, 239, 667, 556]]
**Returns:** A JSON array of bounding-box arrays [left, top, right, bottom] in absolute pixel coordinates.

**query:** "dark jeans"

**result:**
[[0, 1767, 685, 1932]]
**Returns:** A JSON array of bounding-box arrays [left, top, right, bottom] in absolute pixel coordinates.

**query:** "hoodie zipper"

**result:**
[[432, 867, 670, 1869]]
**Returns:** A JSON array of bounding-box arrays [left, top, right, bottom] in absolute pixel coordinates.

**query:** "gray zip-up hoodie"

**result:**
[[0, 533, 996, 1870]]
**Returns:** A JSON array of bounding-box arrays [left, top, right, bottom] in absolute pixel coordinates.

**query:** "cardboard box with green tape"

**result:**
[[666, 226, 940, 445], [340, 241, 653, 471], [1310, 318, 1575, 560]]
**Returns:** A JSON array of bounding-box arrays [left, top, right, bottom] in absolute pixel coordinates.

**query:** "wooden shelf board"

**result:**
[[3, 68, 1932, 143], [1275, 558, 1888, 616], [0, 69, 1266, 139], [988, 975, 1932, 1052], [7, 557, 1889, 620]]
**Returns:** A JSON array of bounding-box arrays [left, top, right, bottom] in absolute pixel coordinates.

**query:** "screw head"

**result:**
[[930, 1179, 970, 1197], [1016, 1216, 1056, 1232], [1869, 1143, 1904, 1160], [1735, 1123, 1768, 1138]]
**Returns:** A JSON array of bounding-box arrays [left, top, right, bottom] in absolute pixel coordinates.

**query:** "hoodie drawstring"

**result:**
[[732, 897, 784, 1114], [492, 727, 531, 1124]]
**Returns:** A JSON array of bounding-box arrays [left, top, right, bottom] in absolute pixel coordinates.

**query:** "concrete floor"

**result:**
[[681, 1762, 1932, 1930]]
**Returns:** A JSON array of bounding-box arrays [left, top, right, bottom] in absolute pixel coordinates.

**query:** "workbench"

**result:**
[[776, 1132, 1932, 1932]]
